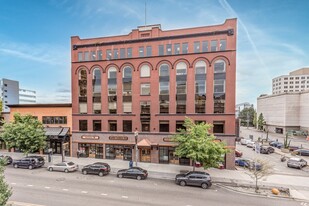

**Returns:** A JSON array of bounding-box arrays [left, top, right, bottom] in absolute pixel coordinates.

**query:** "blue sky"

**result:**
[[1, 0, 309, 105]]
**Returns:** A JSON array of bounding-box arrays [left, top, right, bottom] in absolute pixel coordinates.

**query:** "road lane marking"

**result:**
[[27, 184, 33, 187], [101, 193, 108, 196], [7, 201, 45, 206], [122, 196, 128, 198], [44, 187, 50, 189], [62, 188, 68, 191], [11, 182, 16, 185], [81, 191, 88, 194]]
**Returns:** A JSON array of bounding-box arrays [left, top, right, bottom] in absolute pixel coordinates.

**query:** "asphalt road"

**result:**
[[4, 167, 302, 206]]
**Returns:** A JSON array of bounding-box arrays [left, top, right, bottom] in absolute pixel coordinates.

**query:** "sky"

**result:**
[[0, 0, 309, 106]]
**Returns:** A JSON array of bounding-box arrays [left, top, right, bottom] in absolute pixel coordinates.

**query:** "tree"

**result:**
[[0, 113, 46, 155], [257, 113, 265, 130], [247, 159, 273, 192], [283, 133, 291, 149], [253, 110, 257, 128], [0, 98, 3, 112], [0, 159, 12, 205], [173, 117, 229, 171], [239, 106, 255, 127]]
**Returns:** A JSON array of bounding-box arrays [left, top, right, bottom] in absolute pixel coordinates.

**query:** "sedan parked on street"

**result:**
[[47, 162, 78, 173], [287, 158, 307, 169], [294, 149, 309, 156], [246, 141, 255, 148], [82, 162, 111, 176], [269, 141, 283, 149], [175, 171, 212, 189], [117, 167, 148, 180], [235, 158, 262, 170], [0, 155, 13, 165], [260, 146, 275, 154]]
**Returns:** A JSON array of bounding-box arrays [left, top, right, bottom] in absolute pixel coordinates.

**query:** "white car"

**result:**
[[240, 139, 251, 145], [47, 161, 78, 173], [246, 141, 255, 148], [287, 158, 307, 169]]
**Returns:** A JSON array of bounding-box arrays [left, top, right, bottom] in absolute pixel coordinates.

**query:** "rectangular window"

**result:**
[[202, 41, 208, 52], [182, 43, 188, 54], [79, 120, 88, 131], [123, 120, 132, 132], [166, 44, 172, 55], [139, 46, 144, 57], [176, 100, 186, 114], [159, 121, 169, 132], [176, 121, 185, 132], [93, 120, 102, 131], [113, 49, 118, 59], [106, 50, 112, 60], [214, 80, 225, 93], [194, 41, 200, 53], [159, 45, 164, 56], [109, 120, 117, 131], [213, 121, 224, 133], [176, 81, 186, 94], [160, 99, 169, 114], [174, 43, 180, 54], [97, 50, 103, 60], [84, 51, 89, 61], [141, 101, 151, 114], [211, 40, 217, 51], [141, 83, 150, 95], [141, 121, 150, 132], [78, 52, 83, 61], [160, 82, 169, 94], [91, 51, 96, 60], [127, 48, 132, 58], [120, 48, 125, 58], [220, 39, 226, 51], [146, 46, 152, 57], [123, 102, 132, 113]]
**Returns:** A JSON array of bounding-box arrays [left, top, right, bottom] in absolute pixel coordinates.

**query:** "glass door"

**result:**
[[140, 148, 151, 162]]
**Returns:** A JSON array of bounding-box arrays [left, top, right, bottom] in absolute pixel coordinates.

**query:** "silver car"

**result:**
[[47, 162, 78, 173], [287, 158, 307, 169]]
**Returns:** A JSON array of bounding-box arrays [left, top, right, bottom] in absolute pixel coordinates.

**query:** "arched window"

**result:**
[[176, 62, 187, 75], [213, 59, 226, 114], [92, 68, 101, 114], [140, 65, 150, 77], [159, 64, 169, 114], [122, 66, 132, 113], [176, 62, 187, 114], [214, 60, 226, 73], [159, 64, 169, 77], [195, 61, 206, 113], [123, 66, 132, 78], [108, 67, 117, 114], [78, 69, 87, 114]]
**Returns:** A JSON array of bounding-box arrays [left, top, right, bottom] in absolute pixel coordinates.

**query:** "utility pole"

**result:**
[[246, 112, 249, 129], [134, 129, 139, 166]]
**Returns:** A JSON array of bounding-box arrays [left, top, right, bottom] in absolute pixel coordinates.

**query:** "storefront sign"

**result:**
[[163, 137, 174, 142], [81, 135, 99, 140], [109, 136, 128, 141]]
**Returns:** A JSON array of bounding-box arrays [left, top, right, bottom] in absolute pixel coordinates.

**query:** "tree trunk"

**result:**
[[193, 160, 196, 171], [255, 177, 258, 193]]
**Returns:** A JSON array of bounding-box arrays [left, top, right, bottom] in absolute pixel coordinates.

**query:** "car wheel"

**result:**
[[64, 169, 69, 173], [99, 172, 104, 177], [201, 183, 209, 189], [180, 180, 186, 186], [28, 165, 33, 170], [14, 164, 18, 168], [118, 174, 123, 178], [267, 151, 270, 154], [49, 167, 53, 172], [136, 175, 142, 180], [235, 162, 239, 166], [83, 170, 87, 175]]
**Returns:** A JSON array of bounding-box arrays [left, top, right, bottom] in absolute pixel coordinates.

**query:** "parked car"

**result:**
[[13, 156, 45, 169], [117, 167, 148, 180], [0, 155, 13, 165], [288, 146, 300, 152], [175, 171, 212, 189], [287, 158, 307, 169], [269, 141, 283, 149], [240, 139, 251, 145], [294, 149, 309, 156], [47, 161, 78, 173], [82, 162, 111, 176], [235, 150, 243, 157], [235, 158, 262, 170], [246, 141, 255, 148], [260, 146, 275, 154]]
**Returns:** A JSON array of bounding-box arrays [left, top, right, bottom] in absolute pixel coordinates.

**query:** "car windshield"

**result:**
[[68, 162, 75, 166]]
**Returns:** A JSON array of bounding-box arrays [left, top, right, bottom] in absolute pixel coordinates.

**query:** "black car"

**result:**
[[13, 156, 45, 169], [260, 146, 275, 154], [117, 167, 148, 180], [294, 149, 309, 156], [0, 155, 13, 165], [175, 171, 212, 189], [82, 162, 111, 176]]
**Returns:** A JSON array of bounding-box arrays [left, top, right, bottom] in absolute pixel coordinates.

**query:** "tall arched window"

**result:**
[[195, 61, 206, 113], [108, 67, 117, 114], [78, 69, 87, 114], [92, 68, 101, 114], [123, 66, 132, 113], [213, 60, 226, 113], [159, 64, 169, 114], [140, 65, 150, 77], [176, 62, 187, 113]]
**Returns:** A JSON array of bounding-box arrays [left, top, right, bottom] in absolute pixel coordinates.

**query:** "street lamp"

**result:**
[[134, 129, 139, 167]]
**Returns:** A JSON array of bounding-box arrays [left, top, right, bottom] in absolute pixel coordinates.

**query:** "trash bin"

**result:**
[[249, 135, 253, 140]]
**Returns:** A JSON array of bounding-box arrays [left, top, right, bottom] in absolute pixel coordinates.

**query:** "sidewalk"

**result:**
[[2, 151, 309, 201]]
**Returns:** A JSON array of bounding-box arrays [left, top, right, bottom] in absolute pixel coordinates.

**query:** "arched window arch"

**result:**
[[159, 64, 169, 77], [176, 62, 187, 114], [108, 67, 117, 79], [176, 62, 187, 75], [140, 65, 150, 77], [108, 67, 117, 114], [92, 68, 101, 114], [195, 61, 206, 113], [159, 64, 169, 114], [123, 66, 132, 78], [214, 59, 226, 73], [213, 59, 226, 114], [78, 69, 87, 114], [195, 61, 207, 74]]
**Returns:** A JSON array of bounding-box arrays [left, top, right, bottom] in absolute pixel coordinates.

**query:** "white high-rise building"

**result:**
[[272, 67, 309, 94], [19, 88, 36, 104]]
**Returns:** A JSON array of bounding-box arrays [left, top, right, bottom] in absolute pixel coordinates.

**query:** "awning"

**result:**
[[59, 127, 70, 136], [44, 127, 70, 136], [137, 139, 152, 147]]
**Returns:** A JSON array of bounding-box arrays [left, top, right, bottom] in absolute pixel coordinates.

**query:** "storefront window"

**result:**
[[105, 144, 132, 160]]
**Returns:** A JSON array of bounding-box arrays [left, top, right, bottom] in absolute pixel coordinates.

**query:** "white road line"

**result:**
[[44, 187, 50, 189], [101, 193, 108, 196], [11, 182, 16, 185], [7, 201, 45, 206], [81, 191, 88, 194], [121, 196, 129, 199], [62, 189, 68, 191], [27, 184, 33, 187]]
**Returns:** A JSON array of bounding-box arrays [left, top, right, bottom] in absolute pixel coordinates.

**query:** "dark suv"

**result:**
[[13, 156, 45, 170], [175, 171, 212, 189], [82, 162, 111, 176]]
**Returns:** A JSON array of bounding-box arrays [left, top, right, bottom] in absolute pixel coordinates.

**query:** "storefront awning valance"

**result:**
[[137, 139, 156, 147], [59, 127, 70, 136], [44, 127, 70, 136]]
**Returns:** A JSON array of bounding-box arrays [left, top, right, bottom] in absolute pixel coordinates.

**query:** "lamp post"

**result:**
[[134, 129, 138, 166]]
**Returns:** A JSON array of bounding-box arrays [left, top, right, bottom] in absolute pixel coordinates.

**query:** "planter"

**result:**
[[281, 148, 289, 153]]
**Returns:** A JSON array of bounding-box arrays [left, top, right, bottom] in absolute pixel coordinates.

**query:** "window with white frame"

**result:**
[[141, 83, 150, 95], [140, 65, 150, 77]]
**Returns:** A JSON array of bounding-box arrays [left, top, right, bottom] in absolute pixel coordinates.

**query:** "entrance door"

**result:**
[[140, 148, 151, 162], [123, 147, 132, 160], [169, 150, 179, 164], [96, 146, 103, 159]]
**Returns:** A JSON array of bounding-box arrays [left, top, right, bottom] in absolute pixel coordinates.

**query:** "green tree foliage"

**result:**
[[239, 106, 255, 127], [0, 159, 12, 205], [253, 110, 257, 128], [173, 117, 229, 171], [257, 113, 266, 130], [0, 98, 3, 112], [0, 113, 46, 155]]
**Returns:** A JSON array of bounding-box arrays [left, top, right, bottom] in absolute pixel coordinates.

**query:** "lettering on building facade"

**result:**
[[109, 136, 128, 141], [81, 135, 100, 140]]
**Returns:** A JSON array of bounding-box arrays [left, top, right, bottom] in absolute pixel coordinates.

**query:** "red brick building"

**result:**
[[71, 19, 237, 169]]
